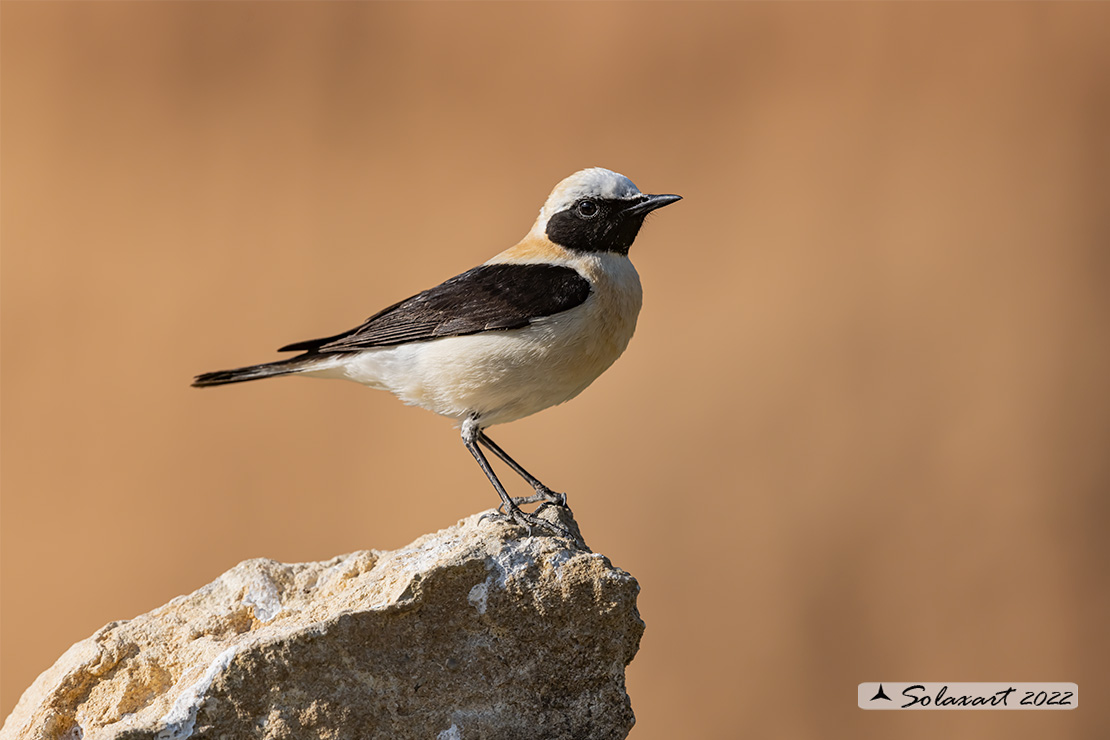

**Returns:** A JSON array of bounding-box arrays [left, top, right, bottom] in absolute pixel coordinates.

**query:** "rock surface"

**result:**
[[1, 508, 643, 740]]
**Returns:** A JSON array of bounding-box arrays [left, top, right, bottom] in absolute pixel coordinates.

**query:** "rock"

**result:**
[[1, 507, 643, 740]]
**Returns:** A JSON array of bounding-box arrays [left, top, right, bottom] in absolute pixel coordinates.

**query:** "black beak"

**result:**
[[623, 193, 682, 217]]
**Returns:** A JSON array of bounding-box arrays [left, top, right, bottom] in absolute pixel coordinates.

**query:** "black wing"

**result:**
[[279, 263, 591, 354]]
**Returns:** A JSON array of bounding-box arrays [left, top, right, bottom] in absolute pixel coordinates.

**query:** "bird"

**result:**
[[193, 168, 681, 535]]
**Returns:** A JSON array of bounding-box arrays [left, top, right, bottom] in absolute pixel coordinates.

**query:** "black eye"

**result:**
[[575, 200, 599, 218]]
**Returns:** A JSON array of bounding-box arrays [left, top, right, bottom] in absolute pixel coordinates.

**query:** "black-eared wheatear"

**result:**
[[194, 168, 681, 534]]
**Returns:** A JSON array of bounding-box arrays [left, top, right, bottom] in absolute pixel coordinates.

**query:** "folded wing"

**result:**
[[279, 263, 592, 354]]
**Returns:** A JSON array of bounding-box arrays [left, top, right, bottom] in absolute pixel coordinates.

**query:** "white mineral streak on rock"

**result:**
[[154, 646, 238, 740], [467, 578, 491, 615], [243, 570, 283, 623], [436, 724, 462, 740]]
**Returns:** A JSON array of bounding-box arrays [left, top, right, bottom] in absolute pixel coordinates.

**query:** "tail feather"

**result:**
[[192, 358, 310, 388]]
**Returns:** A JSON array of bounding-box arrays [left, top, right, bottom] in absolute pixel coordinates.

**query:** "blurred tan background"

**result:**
[[3, 2, 1108, 738]]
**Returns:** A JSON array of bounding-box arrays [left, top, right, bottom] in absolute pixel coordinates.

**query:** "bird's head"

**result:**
[[530, 168, 681, 255]]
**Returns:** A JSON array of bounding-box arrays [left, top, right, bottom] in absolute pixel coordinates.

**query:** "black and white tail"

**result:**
[[192, 358, 314, 388]]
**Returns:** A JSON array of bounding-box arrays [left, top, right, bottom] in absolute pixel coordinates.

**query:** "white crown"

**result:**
[[537, 168, 642, 226]]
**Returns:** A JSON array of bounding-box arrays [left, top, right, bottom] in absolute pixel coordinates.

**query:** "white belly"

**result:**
[[307, 254, 642, 427]]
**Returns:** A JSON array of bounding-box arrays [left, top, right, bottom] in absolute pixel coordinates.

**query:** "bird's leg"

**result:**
[[476, 431, 567, 509], [462, 417, 569, 538]]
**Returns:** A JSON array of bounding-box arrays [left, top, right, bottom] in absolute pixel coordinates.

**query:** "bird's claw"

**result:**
[[493, 485, 567, 520], [481, 505, 573, 540], [538, 487, 568, 507], [503, 486, 567, 508]]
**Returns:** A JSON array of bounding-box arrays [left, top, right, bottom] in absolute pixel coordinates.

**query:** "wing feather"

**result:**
[[278, 263, 591, 355]]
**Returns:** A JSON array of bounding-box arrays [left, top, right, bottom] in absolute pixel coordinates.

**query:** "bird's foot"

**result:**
[[533, 486, 568, 508], [481, 504, 573, 540], [497, 486, 567, 512]]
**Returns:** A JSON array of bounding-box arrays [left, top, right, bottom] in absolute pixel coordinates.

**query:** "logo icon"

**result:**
[[870, 684, 892, 702]]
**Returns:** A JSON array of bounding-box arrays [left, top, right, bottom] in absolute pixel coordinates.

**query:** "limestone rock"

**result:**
[[1, 507, 643, 740]]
